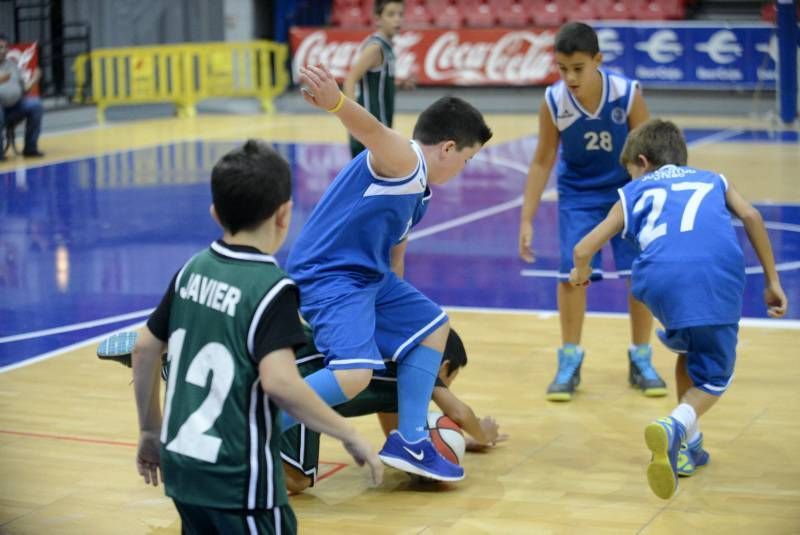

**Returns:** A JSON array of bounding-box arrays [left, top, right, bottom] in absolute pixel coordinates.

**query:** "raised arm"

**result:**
[[725, 184, 788, 317], [519, 98, 559, 263], [570, 201, 625, 286], [343, 43, 382, 101], [259, 348, 383, 486], [300, 64, 417, 178]]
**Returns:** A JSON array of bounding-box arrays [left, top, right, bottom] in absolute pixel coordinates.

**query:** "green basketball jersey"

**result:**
[[160, 243, 293, 510], [351, 33, 395, 156]]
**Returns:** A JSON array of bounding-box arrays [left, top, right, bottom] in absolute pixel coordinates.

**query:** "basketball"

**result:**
[[427, 411, 466, 465]]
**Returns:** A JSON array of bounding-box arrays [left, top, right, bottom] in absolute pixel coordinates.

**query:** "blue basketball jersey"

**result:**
[[545, 69, 639, 207], [287, 141, 431, 297], [619, 165, 746, 329]]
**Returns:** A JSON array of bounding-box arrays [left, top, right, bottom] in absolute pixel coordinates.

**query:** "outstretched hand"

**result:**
[[343, 435, 384, 487], [299, 64, 343, 111]]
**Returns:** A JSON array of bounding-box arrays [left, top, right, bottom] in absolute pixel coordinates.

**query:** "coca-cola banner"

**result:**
[[291, 23, 793, 89], [290, 27, 559, 86], [7, 42, 40, 96]]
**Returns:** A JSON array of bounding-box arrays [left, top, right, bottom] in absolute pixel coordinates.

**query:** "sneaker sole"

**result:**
[[644, 422, 678, 499], [642, 387, 668, 397], [377, 453, 465, 482], [545, 391, 573, 401]]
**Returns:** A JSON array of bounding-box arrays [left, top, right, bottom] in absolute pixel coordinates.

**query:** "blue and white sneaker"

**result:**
[[644, 416, 686, 499], [97, 331, 169, 380], [628, 345, 667, 397], [378, 431, 464, 482], [677, 433, 710, 477], [546, 346, 584, 401], [97, 331, 138, 368]]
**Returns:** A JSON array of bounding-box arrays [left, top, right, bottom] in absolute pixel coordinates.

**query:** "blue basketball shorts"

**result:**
[[558, 202, 637, 281], [657, 324, 739, 396], [298, 272, 448, 371]]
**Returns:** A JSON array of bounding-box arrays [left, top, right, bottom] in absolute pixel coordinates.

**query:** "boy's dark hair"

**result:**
[[211, 140, 292, 235], [554, 22, 599, 56], [441, 329, 468, 377], [413, 96, 493, 150], [375, 0, 403, 16], [620, 119, 688, 169]]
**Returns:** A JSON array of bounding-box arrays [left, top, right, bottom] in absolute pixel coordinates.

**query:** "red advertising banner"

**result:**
[[7, 42, 40, 96], [290, 27, 559, 86]]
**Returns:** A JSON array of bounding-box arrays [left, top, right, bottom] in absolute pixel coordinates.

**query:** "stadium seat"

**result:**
[[463, 3, 496, 27], [333, 5, 368, 27], [565, 2, 597, 21], [404, 3, 432, 27], [496, 2, 531, 27], [432, 4, 463, 28], [532, 1, 566, 26], [634, 0, 666, 20], [607, 1, 635, 19]]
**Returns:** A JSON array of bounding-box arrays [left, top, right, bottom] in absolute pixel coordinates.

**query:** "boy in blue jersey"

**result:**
[[519, 22, 662, 401], [286, 64, 492, 482], [570, 119, 788, 499]]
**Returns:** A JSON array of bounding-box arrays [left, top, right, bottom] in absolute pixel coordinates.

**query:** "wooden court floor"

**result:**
[[1, 111, 799, 534]]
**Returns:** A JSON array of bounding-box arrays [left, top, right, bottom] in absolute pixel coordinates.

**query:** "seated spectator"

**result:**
[[0, 33, 44, 160]]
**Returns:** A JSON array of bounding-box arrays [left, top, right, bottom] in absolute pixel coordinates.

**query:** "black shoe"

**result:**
[[22, 149, 45, 158]]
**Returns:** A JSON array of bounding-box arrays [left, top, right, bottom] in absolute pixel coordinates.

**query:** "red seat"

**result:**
[[634, 0, 666, 20], [533, 1, 566, 26], [432, 4, 463, 28], [332, 5, 368, 27], [464, 3, 496, 27], [607, 1, 634, 19], [496, 2, 531, 26], [659, 0, 686, 19], [404, 3, 432, 27], [565, 2, 597, 21]]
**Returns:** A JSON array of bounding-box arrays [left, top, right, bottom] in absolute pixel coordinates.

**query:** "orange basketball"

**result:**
[[427, 411, 465, 465]]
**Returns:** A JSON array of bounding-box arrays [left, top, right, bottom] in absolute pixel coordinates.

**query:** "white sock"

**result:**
[[687, 423, 701, 445], [669, 403, 696, 434]]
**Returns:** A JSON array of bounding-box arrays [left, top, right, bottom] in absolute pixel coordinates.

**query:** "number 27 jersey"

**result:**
[[619, 165, 746, 329]]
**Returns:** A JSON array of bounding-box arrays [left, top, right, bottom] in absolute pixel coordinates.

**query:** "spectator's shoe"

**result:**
[[677, 433, 710, 477], [545, 346, 584, 401], [97, 331, 169, 380], [629, 345, 668, 397], [645, 416, 686, 499], [22, 149, 45, 158], [97, 331, 138, 368], [378, 431, 464, 482]]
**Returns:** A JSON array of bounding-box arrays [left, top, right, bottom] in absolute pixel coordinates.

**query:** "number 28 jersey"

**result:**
[[545, 69, 639, 207], [619, 166, 746, 329]]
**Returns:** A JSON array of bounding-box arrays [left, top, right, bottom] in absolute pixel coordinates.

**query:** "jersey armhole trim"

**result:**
[[618, 188, 630, 240], [247, 278, 296, 359], [366, 140, 423, 183], [719, 173, 729, 191], [626, 80, 640, 115], [544, 86, 558, 126]]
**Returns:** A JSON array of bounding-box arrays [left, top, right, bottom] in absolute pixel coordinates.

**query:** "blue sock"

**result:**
[[396, 345, 441, 442], [280, 367, 348, 431]]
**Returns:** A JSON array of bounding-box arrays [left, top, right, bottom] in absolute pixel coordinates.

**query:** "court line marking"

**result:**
[[444, 305, 800, 330], [0, 428, 348, 482], [0, 321, 146, 374], [0, 308, 154, 344]]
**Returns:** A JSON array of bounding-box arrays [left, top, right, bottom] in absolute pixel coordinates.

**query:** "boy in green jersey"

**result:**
[[131, 140, 382, 534]]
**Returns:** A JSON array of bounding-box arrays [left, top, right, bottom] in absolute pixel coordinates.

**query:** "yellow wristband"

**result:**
[[326, 92, 345, 113]]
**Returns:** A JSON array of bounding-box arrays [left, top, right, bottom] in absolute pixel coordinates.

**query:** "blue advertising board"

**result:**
[[592, 22, 784, 89]]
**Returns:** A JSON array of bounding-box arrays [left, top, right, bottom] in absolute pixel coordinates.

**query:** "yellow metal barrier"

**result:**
[[73, 41, 289, 122]]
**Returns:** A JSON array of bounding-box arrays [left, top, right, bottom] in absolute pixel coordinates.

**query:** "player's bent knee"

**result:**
[[421, 320, 450, 351], [283, 464, 312, 493], [334, 368, 373, 398]]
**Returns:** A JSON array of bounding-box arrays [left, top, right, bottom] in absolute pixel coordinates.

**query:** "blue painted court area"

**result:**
[[1, 128, 798, 369]]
